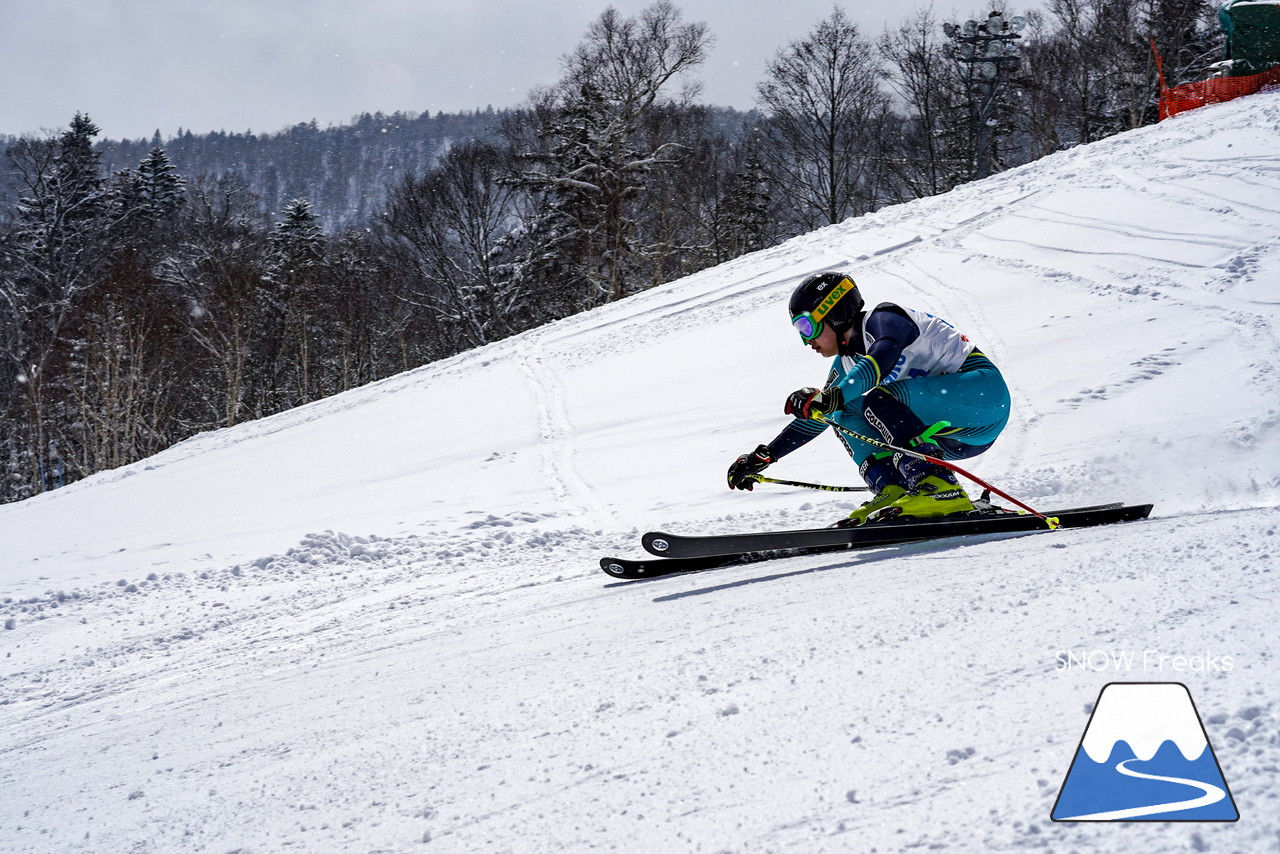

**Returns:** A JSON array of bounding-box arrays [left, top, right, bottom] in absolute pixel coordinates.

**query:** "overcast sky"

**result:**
[[1, 0, 1027, 141]]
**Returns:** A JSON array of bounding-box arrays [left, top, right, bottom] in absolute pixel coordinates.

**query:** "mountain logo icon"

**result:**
[[1051, 682, 1239, 821]]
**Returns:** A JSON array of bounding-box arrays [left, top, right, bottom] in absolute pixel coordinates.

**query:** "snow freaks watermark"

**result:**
[[1054, 649, 1236, 673], [1051, 682, 1239, 821]]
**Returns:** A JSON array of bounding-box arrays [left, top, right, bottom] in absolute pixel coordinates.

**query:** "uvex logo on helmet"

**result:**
[[812, 278, 854, 322], [789, 272, 864, 342]]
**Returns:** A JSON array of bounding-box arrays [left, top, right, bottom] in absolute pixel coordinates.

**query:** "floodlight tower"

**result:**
[[944, 12, 1026, 180]]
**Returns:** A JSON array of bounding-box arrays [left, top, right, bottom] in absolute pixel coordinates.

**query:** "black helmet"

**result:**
[[788, 272, 863, 341]]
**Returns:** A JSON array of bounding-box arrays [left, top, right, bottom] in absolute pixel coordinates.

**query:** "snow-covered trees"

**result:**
[[266, 198, 327, 404], [2, 113, 115, 496], [156, 177, 268, 428], [0, 125, 420, 500], [117, 146, 186, 226], [712, 129, 775, 261], [506, 1, 712, 309]]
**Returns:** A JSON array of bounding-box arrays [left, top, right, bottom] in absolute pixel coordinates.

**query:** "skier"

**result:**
[[726, 271, 1011, 526]]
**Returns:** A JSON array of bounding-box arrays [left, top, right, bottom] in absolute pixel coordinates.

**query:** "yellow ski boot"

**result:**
[[837, 484, 908, 527], [880, 472, 975, 520]]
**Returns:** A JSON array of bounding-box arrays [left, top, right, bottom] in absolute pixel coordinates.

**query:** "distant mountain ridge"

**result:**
[[3, 106, 755, 232], [96, 110, 507, 231]]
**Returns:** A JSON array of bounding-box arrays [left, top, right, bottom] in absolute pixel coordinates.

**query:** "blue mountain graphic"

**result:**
[[1053, 739, 1238, 821]]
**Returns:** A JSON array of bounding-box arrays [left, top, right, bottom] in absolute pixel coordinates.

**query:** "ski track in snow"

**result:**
[[518, 338, 616, 530], [537, 261, 841, 371]]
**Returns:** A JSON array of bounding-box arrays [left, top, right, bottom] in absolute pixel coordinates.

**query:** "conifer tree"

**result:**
[[506, 2, 710, 310], [266, 198, 327, 404], [715, 131, 773, 261], [133, 146, 186, 222], [3, 113, 112, 496]]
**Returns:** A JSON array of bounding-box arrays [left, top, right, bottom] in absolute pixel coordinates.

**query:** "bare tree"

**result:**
[[1023, 0, 1219, 149], [880, 7, 969, 199], [61, 250, 186, 477], [382, 140, 524, 350], [756, 8, 892, 233], [157, 176, 269, 428]]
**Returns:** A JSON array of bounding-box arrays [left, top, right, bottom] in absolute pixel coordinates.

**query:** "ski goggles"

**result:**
[[791, 312, 825, 341], [791, 277, 855, 341]]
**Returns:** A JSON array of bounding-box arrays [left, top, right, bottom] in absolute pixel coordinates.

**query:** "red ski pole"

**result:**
[[814, 414, 1058, 527]]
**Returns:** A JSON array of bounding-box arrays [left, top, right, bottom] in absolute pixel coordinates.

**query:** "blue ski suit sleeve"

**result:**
[[829, 307, 920, 406], [852, 307, 920, 390], [766, 415, 827, 458]]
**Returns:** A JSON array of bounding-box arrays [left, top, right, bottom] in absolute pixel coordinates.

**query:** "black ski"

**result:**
[[642, 503, 1152, 559], [600, 550, 797, 579], [599, 503, 1153, 579]]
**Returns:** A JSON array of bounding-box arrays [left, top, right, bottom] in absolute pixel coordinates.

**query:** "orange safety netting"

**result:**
[[1158, 63, 1280, 120]]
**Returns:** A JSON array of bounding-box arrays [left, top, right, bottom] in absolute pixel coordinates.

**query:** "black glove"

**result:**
[[784, 386, 844, 420], [727, 444, 775, 490]]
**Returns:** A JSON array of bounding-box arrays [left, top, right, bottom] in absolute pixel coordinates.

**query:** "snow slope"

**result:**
[[3, 93, 1280, 852]]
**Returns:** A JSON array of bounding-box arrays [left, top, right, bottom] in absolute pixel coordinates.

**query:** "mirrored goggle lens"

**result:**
[[792, 314, 821, 341]]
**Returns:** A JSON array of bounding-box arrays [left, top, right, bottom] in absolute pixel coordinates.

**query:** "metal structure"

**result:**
[[944, 12, 1026, 179]]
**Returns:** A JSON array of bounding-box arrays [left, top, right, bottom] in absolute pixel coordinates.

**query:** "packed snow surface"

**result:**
[[3, 93, 1280, 852]]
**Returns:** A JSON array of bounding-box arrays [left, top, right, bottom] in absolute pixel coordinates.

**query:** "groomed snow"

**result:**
[[3, 92, 1279, 852]]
